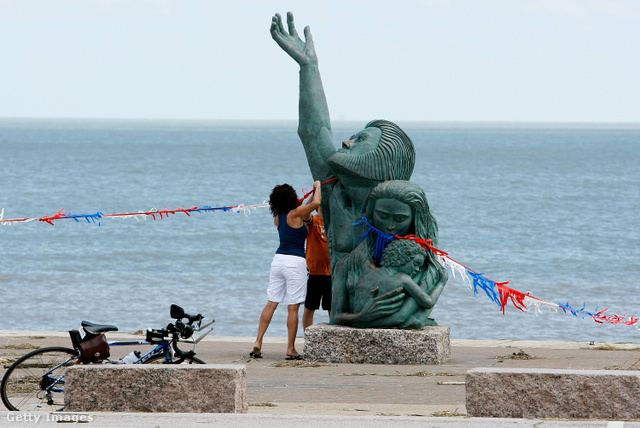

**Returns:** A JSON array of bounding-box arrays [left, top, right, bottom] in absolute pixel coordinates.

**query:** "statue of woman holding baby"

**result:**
[[331, 180, 448, 329]]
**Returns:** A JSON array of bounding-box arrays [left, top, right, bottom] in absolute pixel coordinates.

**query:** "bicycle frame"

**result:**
[[108, 340, 170, 363], [40, 357, 77, 398], [107, 318, 214, 363], [42, 319, 215, 400]]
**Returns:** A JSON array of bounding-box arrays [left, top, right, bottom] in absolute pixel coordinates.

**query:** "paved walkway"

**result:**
[[2, 330, 640, 426]]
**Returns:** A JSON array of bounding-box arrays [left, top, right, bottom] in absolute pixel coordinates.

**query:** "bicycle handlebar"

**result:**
[[170, 304, 203, 324], [145, 304, 214, 345], [170, 335, 196, 362]]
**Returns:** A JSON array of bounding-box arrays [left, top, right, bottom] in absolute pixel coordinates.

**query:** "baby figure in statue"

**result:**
[[352, 239, 438, 329]]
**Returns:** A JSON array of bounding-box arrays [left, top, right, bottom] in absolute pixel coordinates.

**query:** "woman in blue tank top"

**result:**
[[252, 181, 321, 360]]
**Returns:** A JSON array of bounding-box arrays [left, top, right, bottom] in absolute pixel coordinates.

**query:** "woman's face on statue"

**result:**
[[373, 198, 413, 236], [340, 127, 382, 156]]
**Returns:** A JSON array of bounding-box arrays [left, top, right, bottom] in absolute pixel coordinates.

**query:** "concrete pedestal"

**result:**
[[303, 323, 450, 364], [466, 367, 640, 419], [65, 364, 247, 413]]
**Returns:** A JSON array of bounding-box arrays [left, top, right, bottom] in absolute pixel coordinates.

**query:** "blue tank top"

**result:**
[[275, 213, 307, 258]]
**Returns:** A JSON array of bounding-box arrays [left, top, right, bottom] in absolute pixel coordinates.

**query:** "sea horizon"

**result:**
[[1, 119, 638, 343], [2, 117, 640, 130]]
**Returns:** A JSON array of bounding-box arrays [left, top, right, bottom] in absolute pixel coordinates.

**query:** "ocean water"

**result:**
[[1, 119, 638, 344]]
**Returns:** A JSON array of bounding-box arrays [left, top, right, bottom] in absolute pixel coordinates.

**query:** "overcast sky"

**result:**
[[1, 0, 639, 123]]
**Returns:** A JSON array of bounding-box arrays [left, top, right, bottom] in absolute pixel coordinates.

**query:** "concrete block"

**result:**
[[303, 323, 450, 364], [65, 364, 247, 413], [466, 367, 640, 420]]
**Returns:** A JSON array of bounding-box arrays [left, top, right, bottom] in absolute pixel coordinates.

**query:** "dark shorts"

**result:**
[[305, 274, 332, 311]]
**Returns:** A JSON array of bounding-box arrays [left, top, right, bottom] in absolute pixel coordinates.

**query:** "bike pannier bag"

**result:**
[[79, 333, 110, 363]]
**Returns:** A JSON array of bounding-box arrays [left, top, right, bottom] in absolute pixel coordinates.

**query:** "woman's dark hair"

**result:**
[[269, 184, 299, 217]]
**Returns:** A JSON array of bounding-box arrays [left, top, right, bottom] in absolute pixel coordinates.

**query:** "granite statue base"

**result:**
[[466, 367, 640, 420], [65, 364, 247, 413], [303, 323, 450, 364]]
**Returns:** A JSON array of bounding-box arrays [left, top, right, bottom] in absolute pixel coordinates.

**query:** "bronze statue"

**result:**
[[270, 12, 415, 268], [331, 181, 447, 328], [353, 239, 429, 329], [271, 13, 447, 328]]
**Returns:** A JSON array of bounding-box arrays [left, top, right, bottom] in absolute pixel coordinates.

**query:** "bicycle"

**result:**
[[1, 304, 214, 411]]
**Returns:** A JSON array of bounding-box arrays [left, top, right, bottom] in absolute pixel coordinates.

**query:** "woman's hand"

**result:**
[[270, 12, 318, 67]]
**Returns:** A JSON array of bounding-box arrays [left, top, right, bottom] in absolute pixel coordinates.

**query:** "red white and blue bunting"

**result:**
[[2, 188, 637, 331], [400, 234, 639, 329], [0, 203, 269, 226], [355, 215, 639, 330]]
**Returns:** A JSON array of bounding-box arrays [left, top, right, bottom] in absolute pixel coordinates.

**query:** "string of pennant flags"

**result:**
[[399, 234, 639, 329], [0, 178, 338, 226], [0, 203, 270, 226], [357, 215, 639, 331], [2, 182, 637, 332]]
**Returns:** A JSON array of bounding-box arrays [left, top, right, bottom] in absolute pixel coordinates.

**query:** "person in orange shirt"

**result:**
[[302, 205, 332, 330]]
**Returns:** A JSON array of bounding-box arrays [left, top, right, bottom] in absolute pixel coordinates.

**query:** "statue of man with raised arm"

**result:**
[[270, 12, 419, 324], [270, 12, 416, 267]]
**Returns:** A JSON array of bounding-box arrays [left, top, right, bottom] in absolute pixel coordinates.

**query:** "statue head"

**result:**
[[364, 181, 446, 288], [381, 239, 426, 278], [269, 184, 299, 217], [365, 180, 438, 246], [327, 120, 415, 182]]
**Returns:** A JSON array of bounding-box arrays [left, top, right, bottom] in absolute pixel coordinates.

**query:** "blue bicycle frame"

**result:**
[[107, 318, 214, 363], [41, 358, 76, 396], [108, 339, 172, 363]]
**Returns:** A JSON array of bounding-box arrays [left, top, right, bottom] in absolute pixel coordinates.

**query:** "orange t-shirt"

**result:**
[[306, 215, 331, 276]]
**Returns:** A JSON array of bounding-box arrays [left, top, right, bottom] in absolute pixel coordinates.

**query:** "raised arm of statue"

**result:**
[[270, 12, 335, 182], [270, 12, 317, 68]]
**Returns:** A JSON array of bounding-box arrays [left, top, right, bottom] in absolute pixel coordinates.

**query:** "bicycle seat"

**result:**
[[81, 320, 119, 334]]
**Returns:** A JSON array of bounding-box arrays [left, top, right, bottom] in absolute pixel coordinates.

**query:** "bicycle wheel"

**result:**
[[1, 347, 78, 411], [143, 354, 206, 364]]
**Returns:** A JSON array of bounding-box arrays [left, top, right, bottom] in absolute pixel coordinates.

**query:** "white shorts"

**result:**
[[267, 254, 308, 305]]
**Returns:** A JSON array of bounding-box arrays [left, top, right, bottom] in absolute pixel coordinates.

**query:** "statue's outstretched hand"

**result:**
[[358, 287, 405, 323], [270, 12, 317, 67]]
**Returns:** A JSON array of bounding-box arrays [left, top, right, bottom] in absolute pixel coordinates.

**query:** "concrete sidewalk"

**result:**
[[1, 412, 636, 427], [2, 330, 640, 426]]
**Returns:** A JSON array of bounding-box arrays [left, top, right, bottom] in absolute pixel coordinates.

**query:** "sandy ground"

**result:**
[[2, 330, 640, 426]]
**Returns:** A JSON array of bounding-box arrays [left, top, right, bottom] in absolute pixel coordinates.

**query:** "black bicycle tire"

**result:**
[[143, 354, 206, 364], [1, 346, 78, 411]]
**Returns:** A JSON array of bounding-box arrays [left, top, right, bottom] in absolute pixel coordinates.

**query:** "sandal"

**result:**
[[285, 354, 303, 360]]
